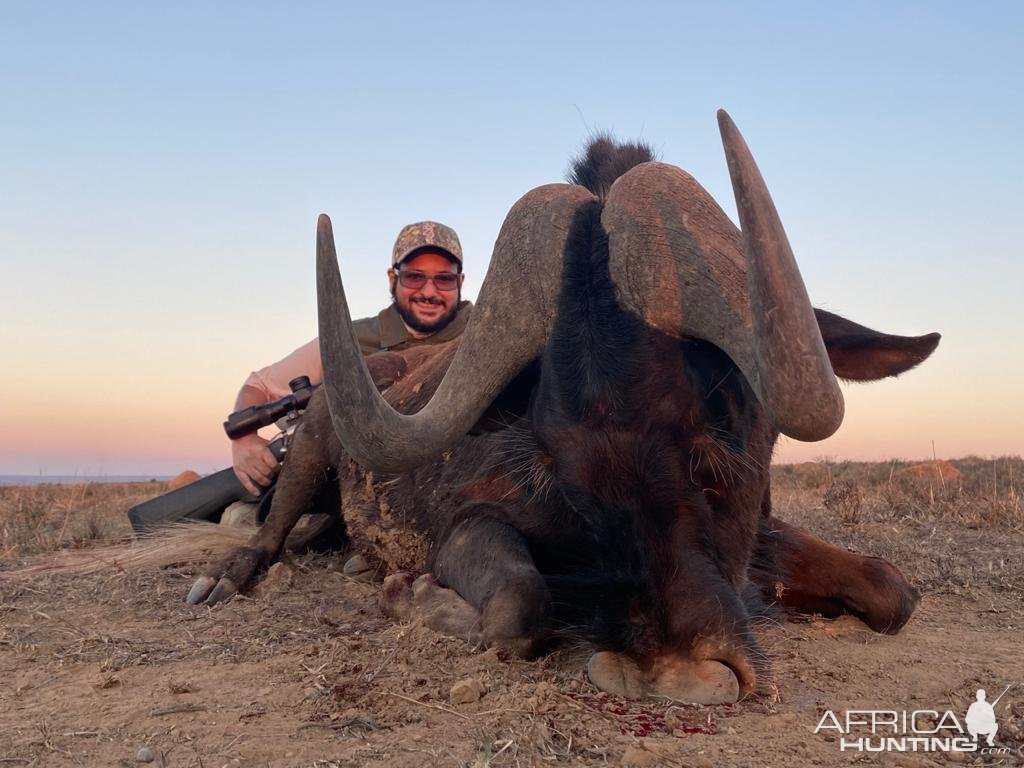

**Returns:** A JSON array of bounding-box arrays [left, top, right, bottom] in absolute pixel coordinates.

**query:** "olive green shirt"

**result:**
[[243, 301, 473, 400], [354, 300, 473, 354]]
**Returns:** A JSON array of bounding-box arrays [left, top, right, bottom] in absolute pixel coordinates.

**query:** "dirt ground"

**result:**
[[1, 460, 1022, 767]]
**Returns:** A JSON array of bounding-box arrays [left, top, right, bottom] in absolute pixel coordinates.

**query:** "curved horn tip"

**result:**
[[317, 215, 337, 262], [716, 110, 745, 150], [780, 402, 845, 444]]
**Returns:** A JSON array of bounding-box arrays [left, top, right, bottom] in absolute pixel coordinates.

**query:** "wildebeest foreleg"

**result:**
[[382, 507, 550, 657], [186, 406, 345, 605], [750, 516, 920, 634]]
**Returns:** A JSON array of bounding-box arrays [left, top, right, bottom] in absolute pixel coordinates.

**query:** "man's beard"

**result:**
[[392, 289, 461, 334]]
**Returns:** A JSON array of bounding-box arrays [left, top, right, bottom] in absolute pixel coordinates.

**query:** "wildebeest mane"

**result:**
[[567, 133, 657, 200], [522, 161, 768, 656], [543, 200, 648, 423]]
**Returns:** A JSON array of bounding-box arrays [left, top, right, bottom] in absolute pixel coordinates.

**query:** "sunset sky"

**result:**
[[2, 2, 1021, 476]]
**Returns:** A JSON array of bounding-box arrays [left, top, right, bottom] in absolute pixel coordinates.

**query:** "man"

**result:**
[[966, 689, 1000, 747], [231, 221, 472, 496]]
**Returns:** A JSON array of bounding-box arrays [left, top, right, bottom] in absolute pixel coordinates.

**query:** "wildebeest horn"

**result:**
[[603, 110, 844, 441], [717, 110, 843, 439], [317, 184, 596, 473]]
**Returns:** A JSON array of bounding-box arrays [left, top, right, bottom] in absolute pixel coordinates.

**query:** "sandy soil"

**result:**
[[1, 475, 1022, 767]]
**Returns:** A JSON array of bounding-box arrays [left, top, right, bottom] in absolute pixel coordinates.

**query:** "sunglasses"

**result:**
[[395, 269, 460, 291]]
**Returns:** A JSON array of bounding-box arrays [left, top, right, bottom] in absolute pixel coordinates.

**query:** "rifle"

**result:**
[[127, 376, 317, 534]]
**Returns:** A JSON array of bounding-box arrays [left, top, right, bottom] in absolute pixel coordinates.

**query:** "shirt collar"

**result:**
[[376, 301, 472, 349]]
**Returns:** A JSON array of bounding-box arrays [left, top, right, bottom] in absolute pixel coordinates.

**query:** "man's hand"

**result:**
[[231, 433, 280, 496]]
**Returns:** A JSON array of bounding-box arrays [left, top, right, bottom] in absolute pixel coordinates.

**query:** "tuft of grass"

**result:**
[[823, 480, 863, 525]]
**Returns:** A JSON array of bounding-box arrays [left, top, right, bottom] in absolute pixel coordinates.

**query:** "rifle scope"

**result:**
[[223, 376, 316, 439]]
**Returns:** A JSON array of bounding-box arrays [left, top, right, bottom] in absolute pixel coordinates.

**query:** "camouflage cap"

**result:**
[[391, 221, 463, 267]]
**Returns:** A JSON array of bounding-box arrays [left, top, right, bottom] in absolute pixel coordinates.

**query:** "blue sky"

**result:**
[[1, 2, 1021, 474]]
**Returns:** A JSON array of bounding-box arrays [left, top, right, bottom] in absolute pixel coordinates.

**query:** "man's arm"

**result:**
[[231, 339, 322, 496], [230, 384, 282, 496]]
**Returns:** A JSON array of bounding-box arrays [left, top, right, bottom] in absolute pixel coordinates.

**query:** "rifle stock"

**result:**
[[127, 437, 286, 534]]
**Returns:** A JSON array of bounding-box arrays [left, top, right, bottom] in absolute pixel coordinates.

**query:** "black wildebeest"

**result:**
[[188, 112, 939, 704]]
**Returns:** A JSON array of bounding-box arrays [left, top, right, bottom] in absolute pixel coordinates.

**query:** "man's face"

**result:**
[[388, 251, 464, 334]]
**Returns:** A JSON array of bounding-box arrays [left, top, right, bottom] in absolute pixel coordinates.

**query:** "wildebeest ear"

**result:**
[[815, 309, 940, 381]]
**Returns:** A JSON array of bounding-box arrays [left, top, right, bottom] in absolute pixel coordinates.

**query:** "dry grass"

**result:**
[[2, 457, 1021, 597], [772, 455, 1023, 531], [0, 522, 253, 581], [0, 480, 164, 559]]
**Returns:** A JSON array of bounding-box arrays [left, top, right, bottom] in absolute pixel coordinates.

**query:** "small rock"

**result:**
[[1003, 720, 1023, 741], [135, 746, 155, 763], [621, 745, 659, 767], [478, 647, 503, 666], [449, 677, 485, 705], [342, 554, 377, 582], [945, 750, 967, 764], [897, 460, 961, 482], [167, 470, 200, 490], [220, 501, 260, 527], [254, 562, 293, 598], [530, 721, 553, 750], [881, 755, 928, 768]]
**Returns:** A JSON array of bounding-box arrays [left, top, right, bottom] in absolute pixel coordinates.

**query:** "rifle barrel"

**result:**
[[991, 684, 1012, 707]]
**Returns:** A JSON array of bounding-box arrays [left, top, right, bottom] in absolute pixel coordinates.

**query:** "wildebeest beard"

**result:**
[[390, 280, 462, 335]]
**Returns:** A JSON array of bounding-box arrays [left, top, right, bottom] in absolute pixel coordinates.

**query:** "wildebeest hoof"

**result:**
[[206, 577, 240, 605], [380, 572, 416, 620], [186, 546, 264, 605], [481, 584, 547, 658], [411, 574, 483, 644], [843, 556, 921, 634], [587, 652, 647, 698], [380, 573, 482, 644], [587, 651, 741, 705], [186, 576, 217, 605], [185, 574, 240, 605]]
